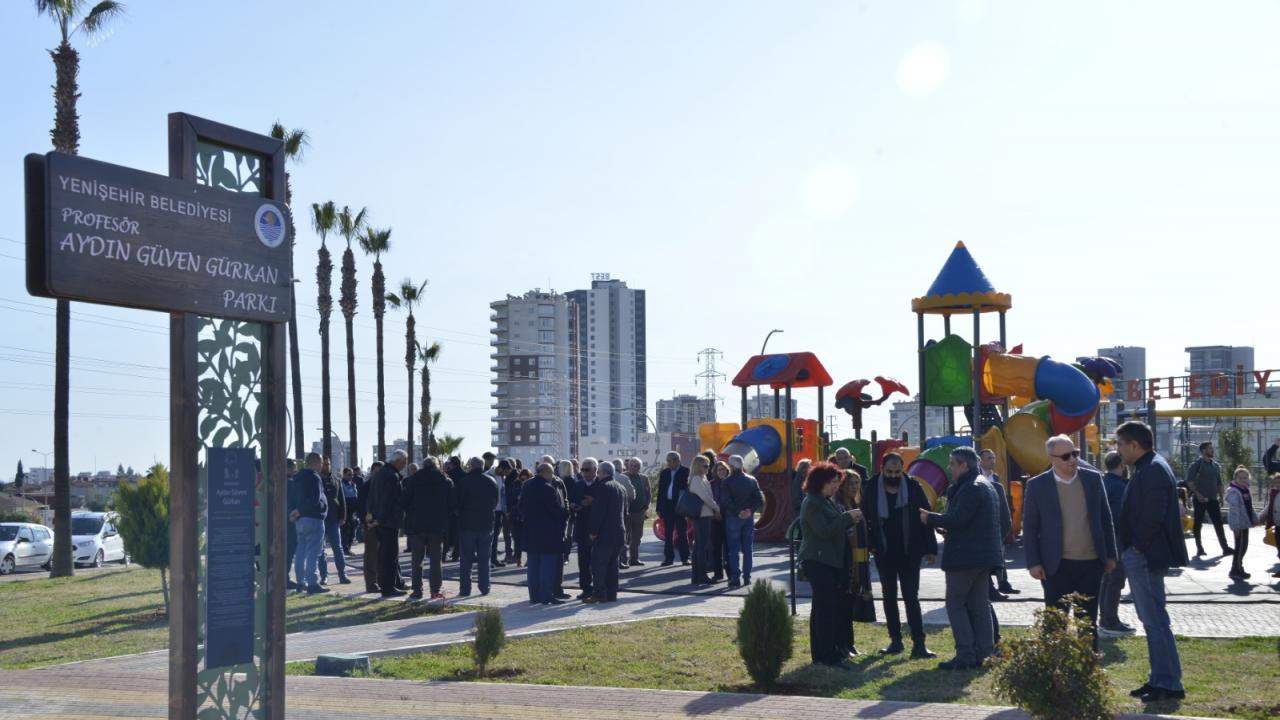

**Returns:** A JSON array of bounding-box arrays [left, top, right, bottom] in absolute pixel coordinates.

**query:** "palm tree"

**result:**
[[269, 122, 309, 460], [358, 227, 392, 463], [435, 434, 464, 459], [418, 342, 441, 459], [386, 279, 427, 462], [33, 0, 126, 579], [311, 201, 337, 466], [336, 206, 367, 470]]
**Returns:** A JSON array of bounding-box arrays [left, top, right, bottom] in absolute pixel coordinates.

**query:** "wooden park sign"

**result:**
[[25, 151, 291, 321]]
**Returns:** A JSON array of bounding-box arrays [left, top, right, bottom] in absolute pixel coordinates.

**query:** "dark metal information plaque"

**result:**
[[205, 447, 257, 669], [25, 151, 291, 322]]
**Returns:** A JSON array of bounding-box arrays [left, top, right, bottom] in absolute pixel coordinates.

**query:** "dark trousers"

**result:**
[[1231, 528, 1250, 574], [407, 532, 444, 595], [576, 538, 594, 595], [1192, 498, 1231, 553], [836, 588, 854, 652], [341, 508, 357, 552], [692, 516, 715, 583], [447, 522, 459, 560], [286, 521, 297, 580], [458, 529, 492, 595], [362, 522, 380, 590], [626, 511, 646, 564], [591, 542, 621, 600], [661, 513, 688, 562], [802, 560, 846, 665], [492, 511, 511, 560], [1098, 555, 1128, 627], [317, 519, 346, 581], [527, 552, 557, 603], [711, 517, 726, 578], [510, 519, 524, 564], [875, 553, 925, 644], [1042, 558, 1104, 649], [375, 526, 401, 594], [945, 567, 994, 664]]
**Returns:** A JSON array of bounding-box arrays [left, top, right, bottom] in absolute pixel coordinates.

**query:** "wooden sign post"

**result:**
[[25, 113, 290, 720]]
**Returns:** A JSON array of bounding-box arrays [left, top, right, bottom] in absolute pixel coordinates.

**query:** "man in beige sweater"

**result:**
[[1021, 435, 1118, 649]]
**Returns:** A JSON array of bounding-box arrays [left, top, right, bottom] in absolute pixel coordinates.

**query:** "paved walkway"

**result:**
[[0, 668, 1216, 719]]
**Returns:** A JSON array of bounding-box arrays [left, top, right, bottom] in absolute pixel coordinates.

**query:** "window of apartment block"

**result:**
[[539, 330, 555, 343], [538, 304, 555, 317], [539, 318, 554, 329]]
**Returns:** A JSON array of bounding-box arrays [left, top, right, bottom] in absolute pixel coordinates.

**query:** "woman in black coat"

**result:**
[[519, 462, 569, 604]]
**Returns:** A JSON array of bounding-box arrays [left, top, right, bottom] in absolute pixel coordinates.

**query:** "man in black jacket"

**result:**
[[866, 453, 938, 658], [368, 451, 408, 598], [722, 455, 765, 588], [401, 458, 454, 600], [285, 459, 299, 590], [455, 457, 500, 596], [360, 461, 383, 593], [443, 456, 465, 561], [656, 452, 690, 566], [1115, 422, 1188, 703], [569, 458, 600, 599], [289, 453, 329, 594], [585, 461, 628, 603], [520, 462, 569, 604]]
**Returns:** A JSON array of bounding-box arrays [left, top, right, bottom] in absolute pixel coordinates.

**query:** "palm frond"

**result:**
[[311, 200, 336, 242], [358, 226, 391, 257], [77, 0, 125, 36], [385, 293, 402, 308], [418, 341, 442, 363], [270, 122, 309, 161], [337, 206, 369, 247]]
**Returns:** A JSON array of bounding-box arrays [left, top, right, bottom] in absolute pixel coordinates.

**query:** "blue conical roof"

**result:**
[[911, 242, 1012, 314]]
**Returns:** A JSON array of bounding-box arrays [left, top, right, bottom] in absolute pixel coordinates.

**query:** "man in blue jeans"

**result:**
[[455, 457, 499, 596], [721, 455, 764, 589], [290, 452, 329, 594], [1115, 421, 1188, 703], [316, 458, 350, 585]]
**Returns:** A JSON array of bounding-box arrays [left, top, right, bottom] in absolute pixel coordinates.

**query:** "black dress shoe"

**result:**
[[338, 576, 353, 585], [1129, 683, 1153, 698], [910, 644, 937, 659], [631, 560, 645, 566], [546, 598, 566, 605], [938, 658, 978, 670], [660, 560, 674, 567], [998, 584, 1020, 594], [681, 559, 691, 566], [1142, 687, 1186, 702], [554, 592, 571, 600], [380, 589, 407, 598], [880, 640, 905, 655], [990, 588, 1009, 601]]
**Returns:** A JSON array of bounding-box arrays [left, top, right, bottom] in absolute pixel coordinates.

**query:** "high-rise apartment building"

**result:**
[[490, 290, 578, 467], [567, 275, 647, 445], [1186, 345, 1255, 408], [1097, 345, 1147, 421], [656, 393, 717, 434], [744, 393, 800, 421]]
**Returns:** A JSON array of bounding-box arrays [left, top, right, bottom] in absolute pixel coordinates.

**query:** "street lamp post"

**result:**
[[756, 329, 784, 419], [622, 408, 661, 469]]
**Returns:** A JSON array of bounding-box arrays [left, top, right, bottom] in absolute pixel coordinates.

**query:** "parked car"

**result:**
[[71, 511, 128, 568], [0, 522, 54, 574]]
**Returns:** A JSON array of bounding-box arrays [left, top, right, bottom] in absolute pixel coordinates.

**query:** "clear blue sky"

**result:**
[[3, 1, 1279, 474]]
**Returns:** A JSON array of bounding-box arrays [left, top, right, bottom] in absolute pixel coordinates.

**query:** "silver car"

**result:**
[[0, 522, 54, 574]]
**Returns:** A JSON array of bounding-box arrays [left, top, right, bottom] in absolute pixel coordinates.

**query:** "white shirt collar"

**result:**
[[1054, 470, 1078, 485]]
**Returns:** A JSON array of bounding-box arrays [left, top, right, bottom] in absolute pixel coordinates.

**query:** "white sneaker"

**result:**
[[1098, 624, 1137, 638]]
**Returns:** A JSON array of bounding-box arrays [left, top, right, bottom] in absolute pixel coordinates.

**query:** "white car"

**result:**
[[71, 511, 128, 568], [0, 522, 54, 574]]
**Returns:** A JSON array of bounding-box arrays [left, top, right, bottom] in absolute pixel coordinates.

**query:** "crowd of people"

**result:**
[[283, 420, 1279, 704]]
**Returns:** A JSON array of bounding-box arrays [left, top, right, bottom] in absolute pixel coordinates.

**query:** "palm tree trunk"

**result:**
[[420, 363, 430, 459], [372, 261, 386, 462], [288, 286, 304, 460], [405, 313, 416, 463], [49, 40, 80, 579], [318, 244, 334, 465], [341, 247, 358, 470]]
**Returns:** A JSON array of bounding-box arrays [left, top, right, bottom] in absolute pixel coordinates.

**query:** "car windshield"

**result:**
[[0, 526, 17, 541], [71, 518, 103, 535]]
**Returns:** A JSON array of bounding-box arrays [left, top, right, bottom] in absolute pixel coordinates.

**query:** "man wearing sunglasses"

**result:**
[[1022, 435, 1118, 650]]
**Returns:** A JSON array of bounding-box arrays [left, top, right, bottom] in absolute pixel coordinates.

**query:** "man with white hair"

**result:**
[[623, 458, 651, 566], [368, 449, 409, 598], [456, 457, 500, 596], [656, 452, 690, 566], [569, 458, 601, 599], [586, 459, 629, 603], [599, 462, 635, 569], [722, 454, 765, 588], [1022, 434, 1117, 649]]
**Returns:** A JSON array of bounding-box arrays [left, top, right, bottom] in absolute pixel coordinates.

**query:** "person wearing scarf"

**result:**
[[865, 452, 939, 658], [833, 469, 874, 657], [1225, 466, 1260, 580]]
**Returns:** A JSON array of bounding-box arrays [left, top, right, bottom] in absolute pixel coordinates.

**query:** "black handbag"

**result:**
[[675, 489, 704, 518]]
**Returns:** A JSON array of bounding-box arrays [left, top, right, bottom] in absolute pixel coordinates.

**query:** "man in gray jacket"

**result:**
[[1183, 441, 1232, 557], [722, 455, 765, 589]]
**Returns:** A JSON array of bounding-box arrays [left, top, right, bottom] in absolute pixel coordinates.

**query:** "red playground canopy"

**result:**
[[731, 352, 833, 389]]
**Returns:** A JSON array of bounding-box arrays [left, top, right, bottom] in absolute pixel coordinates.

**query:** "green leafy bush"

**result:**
[[114, 464, 170, 613], [736, 579, 793, 686], [0, 509, 40, 523], [991, 594, 1112, 720], [472, 606, 506, 676]]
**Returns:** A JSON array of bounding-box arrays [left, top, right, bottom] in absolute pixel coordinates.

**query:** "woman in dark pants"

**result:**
[[798, 461, 861, 669], [834, 469, 872, 656]]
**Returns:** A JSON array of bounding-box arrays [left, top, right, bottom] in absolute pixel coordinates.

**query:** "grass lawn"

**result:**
[[0, 566, 462, 669], [288, 616, 1279, 720]]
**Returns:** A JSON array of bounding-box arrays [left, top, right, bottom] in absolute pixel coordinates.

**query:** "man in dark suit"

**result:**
[[1022, 435, 1117, 649], [368, 451, 409, 598], [569, 458, 600, 599], [656, 451, 690, 566], [400, 458, 454, 600], [520, 462, 570, 604], [585, 461, 628, 603], [456, 457, 500, 596], [1115, 421, 1188, 703]]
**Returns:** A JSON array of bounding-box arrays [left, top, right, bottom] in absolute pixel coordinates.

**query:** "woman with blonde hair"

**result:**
[[1225, 466, 1259, 580], [688, 455, 722, 585], [836, 468, 874, 656]]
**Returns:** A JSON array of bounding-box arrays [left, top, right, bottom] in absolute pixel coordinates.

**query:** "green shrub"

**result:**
[[114, 464, 170, 614], [0, 509, 40, 523], [991, 594, 1112, 720], [736, 578, 793, 686], [472, 607, 506, 676]]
